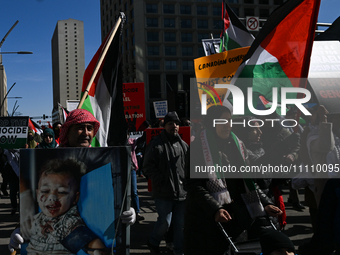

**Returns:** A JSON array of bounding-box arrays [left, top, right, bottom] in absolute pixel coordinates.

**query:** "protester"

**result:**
[[258, 112, 304, 211], [184, 105, 282, 255], [232, 116, 282, 231], [0, 149, 19, 215], [53, 121, 62, 145], [143, 111, 188, 255], [128, 136, 144, 222], [9, 109, 136, 253], [36, 128, 58, 148], [26, 130, 37, 148]]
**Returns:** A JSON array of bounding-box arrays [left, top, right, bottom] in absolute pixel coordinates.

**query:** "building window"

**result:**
[[165, 46, 176, 56], [213, 20, 223, 30], [165, 60, 177, 70], [197, 6, 208, 15], [164, 18, 175, 28], [260, 9, 270, 18], [232, 7, 239, 16], [147, 18, 158, 27], [164, 32, 176, 42], [149, 75, 161, 98], [197, 33, 209, 42], [182, 47, 193, 56], [213, 7, 222, 16], [182, 60, 194, 70], [147, 32, 158, 41], [148, 60, 160, 70], [148, 46, 159, 56], [197, 19, 208, 29], [181, 33, 192, 42], [244, 8, 255, 16], [181, 19, 192, 28], [180, 5, 191, 15], [198, 47, 205, 57], [146, 4, 157, 13], [163, 4, 175, 14]]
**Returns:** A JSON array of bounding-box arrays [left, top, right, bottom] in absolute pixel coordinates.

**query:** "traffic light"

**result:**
[[43, 114, 46, 119]]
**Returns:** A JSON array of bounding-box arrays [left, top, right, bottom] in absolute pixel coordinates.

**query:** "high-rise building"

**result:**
[[51, 18, 85, 121], [100, 0, 285, 119]]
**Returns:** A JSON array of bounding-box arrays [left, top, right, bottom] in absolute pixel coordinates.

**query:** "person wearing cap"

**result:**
[[9, 109, 136, 253], [143, 111, 188, 255]]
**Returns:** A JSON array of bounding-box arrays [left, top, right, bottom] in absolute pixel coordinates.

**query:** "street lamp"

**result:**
[[0, 20, 32, 116]]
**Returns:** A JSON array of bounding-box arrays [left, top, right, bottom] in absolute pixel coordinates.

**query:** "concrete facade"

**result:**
[[51, 19, 85, 113]]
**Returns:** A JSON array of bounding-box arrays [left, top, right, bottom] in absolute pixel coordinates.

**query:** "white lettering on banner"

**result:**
[[213, 119, 298, 128], [201, 84, 311, 116], [125, 113, 144, 119]]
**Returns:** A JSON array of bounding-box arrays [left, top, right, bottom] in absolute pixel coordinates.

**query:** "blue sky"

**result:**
[[1, 0, 339, 122]]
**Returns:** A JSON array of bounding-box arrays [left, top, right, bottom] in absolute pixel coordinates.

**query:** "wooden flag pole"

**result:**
[[77, 14, 124, 109]]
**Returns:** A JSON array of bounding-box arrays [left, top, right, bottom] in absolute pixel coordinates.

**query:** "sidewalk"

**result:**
[[0, 176, 315, 255], [130, 177, 314, 254], [0, 176, 19, 255]]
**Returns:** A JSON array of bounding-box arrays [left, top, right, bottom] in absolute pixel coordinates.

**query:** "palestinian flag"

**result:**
[[28, 118, 42, 135], [227, 0, 321, 114], [81, 14, 128, 147], [220, 0, 254, 52], [58, 103, 69, 123]]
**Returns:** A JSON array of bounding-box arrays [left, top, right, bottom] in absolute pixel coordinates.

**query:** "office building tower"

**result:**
[[51, 18, 85, 120], [100, 0, 285, 119]]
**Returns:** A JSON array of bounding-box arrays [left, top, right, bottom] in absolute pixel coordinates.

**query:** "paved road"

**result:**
[[0, 176, 319, 255]]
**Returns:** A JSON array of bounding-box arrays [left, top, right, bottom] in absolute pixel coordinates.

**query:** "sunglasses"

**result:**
[[45, 135, 53, 138]]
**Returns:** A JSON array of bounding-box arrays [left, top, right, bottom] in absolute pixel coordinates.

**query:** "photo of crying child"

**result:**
[[25, 158, 109, 255]]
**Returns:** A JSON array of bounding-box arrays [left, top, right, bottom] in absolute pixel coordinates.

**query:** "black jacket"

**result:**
[[184, 135, 274, 255], [143, 130, 188, 201]]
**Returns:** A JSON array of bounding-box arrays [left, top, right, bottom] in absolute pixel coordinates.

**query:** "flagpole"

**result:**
[[77, 14, 124, 109]]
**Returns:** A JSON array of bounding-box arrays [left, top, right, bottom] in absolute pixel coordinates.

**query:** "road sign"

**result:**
[[246, 16, 259, 31]]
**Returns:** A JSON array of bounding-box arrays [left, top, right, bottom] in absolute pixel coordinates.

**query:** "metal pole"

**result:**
[[0, 82, 16, 116]]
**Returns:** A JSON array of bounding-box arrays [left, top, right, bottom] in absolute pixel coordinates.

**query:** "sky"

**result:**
[[0, 0, 339, 122]]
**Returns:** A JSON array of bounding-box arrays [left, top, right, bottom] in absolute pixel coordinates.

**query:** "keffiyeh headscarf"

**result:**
[[59, 109, 100, 147]]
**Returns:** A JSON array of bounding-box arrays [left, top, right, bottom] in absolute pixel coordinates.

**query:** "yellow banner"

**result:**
[[194, 47, 249, 109]]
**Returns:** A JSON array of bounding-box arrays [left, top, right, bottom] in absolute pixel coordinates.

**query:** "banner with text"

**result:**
[[0, 117, 29, 149], [123, 82, 146, 134], [194, 47, 249, 110]]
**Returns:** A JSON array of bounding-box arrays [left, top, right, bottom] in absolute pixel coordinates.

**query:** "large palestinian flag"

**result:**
[[226, 0, 321, 114], [220, 0, 254, 52], [81, 14, 127, 147]]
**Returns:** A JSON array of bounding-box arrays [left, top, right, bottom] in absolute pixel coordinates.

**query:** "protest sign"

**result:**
[[309, 78, 340, 114], [123, 82, 146, 133], [308, 41, 340, 78], [0, 117, 28, 149], [19, 147, 130, 255], [202, 38, 221, 56], [194, 47, 249, 110], [308, 41, 340, 114], [153, 101, 168, 118]]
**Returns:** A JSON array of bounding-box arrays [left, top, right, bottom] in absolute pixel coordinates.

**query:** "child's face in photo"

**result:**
[[36, 173, 79, 218]]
